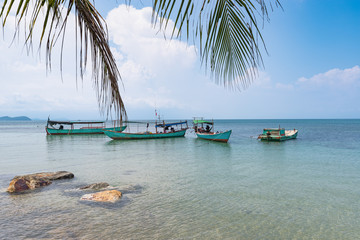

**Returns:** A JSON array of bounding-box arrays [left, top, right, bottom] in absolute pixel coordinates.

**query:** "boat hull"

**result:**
[[196, 130, 232, 143], [46, 126, 127, 135], [103, 129, 187, 140]]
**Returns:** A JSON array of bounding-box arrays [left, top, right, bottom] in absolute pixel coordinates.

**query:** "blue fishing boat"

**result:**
[[193, 118, 232, 143], [103, 121, 188, 140], [46, 118, 126, 135]]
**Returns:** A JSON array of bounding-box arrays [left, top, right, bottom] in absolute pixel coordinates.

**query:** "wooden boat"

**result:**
[[46, 118, 126, 135], [258, 128, 298, 141], [103, 121, 188, 140], [193, 118, 232, 143]]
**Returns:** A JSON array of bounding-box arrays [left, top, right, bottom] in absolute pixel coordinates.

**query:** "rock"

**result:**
[[80, 182, 109, 190], [7, 171, 74, 193], [20, 171, 74, 181], [7, 177, 52, 193], [80, 190, 122, 203], [46, 171, 74, 180]]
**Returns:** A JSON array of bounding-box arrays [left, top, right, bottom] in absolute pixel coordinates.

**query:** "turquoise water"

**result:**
[[0, 119, 360, 239]]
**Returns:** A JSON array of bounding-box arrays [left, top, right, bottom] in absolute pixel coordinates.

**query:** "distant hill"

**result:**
[[0, 116, 32, 121]]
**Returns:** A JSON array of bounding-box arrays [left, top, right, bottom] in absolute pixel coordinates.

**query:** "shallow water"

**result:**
[[1, 119, 360, 239]]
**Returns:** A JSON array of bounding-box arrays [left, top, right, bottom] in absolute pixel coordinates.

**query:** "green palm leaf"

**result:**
[[153, 0, 281, 89]]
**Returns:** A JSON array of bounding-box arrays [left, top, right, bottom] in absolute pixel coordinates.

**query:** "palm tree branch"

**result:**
[[152, 0, 281, 89]]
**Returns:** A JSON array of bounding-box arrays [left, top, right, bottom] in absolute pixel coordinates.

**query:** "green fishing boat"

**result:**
[[46, 118, 126, 135], [193, 118, 232, 143], [103, 121, 188, 140], [258, 128, 298, 141]]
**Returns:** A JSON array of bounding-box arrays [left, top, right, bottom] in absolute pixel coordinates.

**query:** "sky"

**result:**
[[0, 0, 359, 120]]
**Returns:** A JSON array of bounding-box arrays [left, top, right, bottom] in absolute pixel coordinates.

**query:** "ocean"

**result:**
[[0, 119, 359, 239]]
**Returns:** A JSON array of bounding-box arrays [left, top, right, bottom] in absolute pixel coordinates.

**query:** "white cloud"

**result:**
[[106, 5, 199, 114], [297, 65, 360, 88], [107, 5, 196, 73]]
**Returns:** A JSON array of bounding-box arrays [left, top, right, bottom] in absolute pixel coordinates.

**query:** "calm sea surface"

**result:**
[[0, 119, 360, 239]]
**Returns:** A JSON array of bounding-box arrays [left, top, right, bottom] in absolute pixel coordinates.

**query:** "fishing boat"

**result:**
[[193, 118, 232, 143], [258, 128, 298, 141], [103, 121, 188, 140], [46, 118, 126, 135]]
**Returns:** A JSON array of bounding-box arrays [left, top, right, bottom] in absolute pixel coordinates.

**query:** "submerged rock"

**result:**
[[21, 171, 74, 180], [80, 190, 122, 203], [7, 171, 74, 193], [80, 182, 110, 190]]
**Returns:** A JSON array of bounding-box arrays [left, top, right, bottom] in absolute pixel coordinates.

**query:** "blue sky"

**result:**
[[0, 0, 359, 120]]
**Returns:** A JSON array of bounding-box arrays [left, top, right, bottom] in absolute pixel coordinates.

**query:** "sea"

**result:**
[[0, 119, 359, 239]]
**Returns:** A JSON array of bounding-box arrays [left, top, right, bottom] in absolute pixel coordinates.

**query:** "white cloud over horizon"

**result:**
[[297, 65, 360, 89]]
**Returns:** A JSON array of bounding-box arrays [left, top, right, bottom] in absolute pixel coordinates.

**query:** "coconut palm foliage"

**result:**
[[0, 0, 126, 120], [153, 0, 281, 89]]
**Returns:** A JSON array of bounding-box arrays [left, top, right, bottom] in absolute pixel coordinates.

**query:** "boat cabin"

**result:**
[[47, 120, 106, 130], [263, 128, 286, 136], [193, 118, 214, 133], [155, 121, 188, 133]]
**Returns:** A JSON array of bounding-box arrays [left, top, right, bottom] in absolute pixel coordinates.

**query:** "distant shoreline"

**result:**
[[0, 116, 31, 121]]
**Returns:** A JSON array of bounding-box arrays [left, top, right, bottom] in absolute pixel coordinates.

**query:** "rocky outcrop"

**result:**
[[7, 171, 74, 193], [80, 190, 122, 203], [80, 182, 109, 190]]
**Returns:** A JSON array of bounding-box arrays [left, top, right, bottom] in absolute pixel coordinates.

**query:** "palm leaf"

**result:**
[[0, 0, 126, 121], [152, 0, 281, 89]]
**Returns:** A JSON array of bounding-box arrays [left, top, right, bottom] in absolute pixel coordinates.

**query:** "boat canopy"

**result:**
[[263, 128, 285, 131], [193, 120, 213, 125], [47, 120, 104, 125], [123, 121, 149, 124], [155, 121, 188, 128]]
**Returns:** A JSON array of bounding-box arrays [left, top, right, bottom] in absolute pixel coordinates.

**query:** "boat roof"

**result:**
[[47, 120, 105, 125], [264, 128, 285, 131], [193, 120, 213, 125], [155, 121, 187, 128]]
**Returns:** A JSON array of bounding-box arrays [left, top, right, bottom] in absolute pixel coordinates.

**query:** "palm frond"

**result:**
[[153, 0, 281, 90], [0, 0, 126, 121]]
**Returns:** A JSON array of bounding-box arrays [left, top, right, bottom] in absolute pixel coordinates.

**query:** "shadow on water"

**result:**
[[193, 138, 232, 147], [78, 195, 131, 209], [103, 137, 190, 155], [65, 184, 143, 209], [63, 183, 143, 197], [46, 134, 107, 152], [104, 137, 187, 145], [257, 138, 299, 147], [189, 138, 233, 164], [46, 134, 106, 143]]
